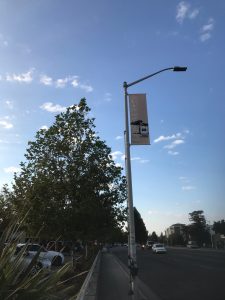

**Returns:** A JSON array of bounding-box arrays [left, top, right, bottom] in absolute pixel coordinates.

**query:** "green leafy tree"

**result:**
[[0, 185, 15, 233], [149, 231, 158, 242], [158, 232, 166, 243], [134, 207, 148, 244], [188, 210, 210, 246], [168, 233, 185, 246], [213, 220, 225, 234], [12, 99, 126, 241], [110, 227, 128, 244]]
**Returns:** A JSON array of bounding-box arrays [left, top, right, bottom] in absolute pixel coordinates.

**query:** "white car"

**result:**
[[17, 243, 64, 266], [152, 243, 167, 254], [13, 247, 51, 275]]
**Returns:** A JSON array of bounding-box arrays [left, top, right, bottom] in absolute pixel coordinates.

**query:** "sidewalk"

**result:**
[[97, 251, 160, 300]]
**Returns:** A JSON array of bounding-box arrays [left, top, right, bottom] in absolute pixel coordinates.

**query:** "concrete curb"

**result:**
[[76, 251, 101, 300]]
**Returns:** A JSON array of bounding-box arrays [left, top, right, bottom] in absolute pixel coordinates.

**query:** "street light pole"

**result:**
[[123, 66, 187, 295], [124, 82, 138, 295]]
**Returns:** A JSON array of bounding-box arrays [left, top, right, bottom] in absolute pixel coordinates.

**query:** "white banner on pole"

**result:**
[[129, 94, 150, 145]]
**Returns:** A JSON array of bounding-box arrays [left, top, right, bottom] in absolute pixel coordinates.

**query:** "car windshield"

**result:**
[[155, 244, 164, 248]]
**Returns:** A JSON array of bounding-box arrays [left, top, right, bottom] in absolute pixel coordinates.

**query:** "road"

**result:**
[[112, 246, 225, 300]]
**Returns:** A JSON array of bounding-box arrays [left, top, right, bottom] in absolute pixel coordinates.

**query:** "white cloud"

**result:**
[[115, 135, 123, 140], [110, 151, 123, 160], [179, 176, 195, 189], [164, 139, 185, 149], [200, 18, 214, 42], [104, 92, 112, 102], [39, 74, 80, 89], [5, 100, 14, 109], [79, 83, 93, 93], [0, 139, 8, 144], [40, 102, 66, 113], [40, 74, 53, 86], [179, 176, 189, 182], [173, 139, 185, 146], [0, 120, 13, 129], [4, 166, 21, 173], [56, 77, 71, 88], [0, 138, 21, 145], [2, 70, 94, 93], [40, 125, 48, 130], [176, 1, 190, 24], [200, 33, 211, 42], [140, 159, 150, 164], [4, 69, 94, 92], [189, 9, 199, 19], [182, 185, 196, 191], [54, 76, 94, 92], [115, 163, 123, 168], [154, 133, 182, 143], [168, 150, 179, 156], [117, 153, 149, 164], [202, 23, 214, 32], [176, 2, 200, 24], [71, 78, 79, 87], [131, 157, 141, 161], [0, 33, 9, 47], [6, 69, 34, 83]]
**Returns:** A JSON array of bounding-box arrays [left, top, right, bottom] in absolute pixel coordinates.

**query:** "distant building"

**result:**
[[165, 223, 186, 238]]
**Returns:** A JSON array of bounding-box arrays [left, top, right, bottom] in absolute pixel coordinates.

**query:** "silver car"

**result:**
[[152, 243, 167, 254], [17, 243, 64, 266]]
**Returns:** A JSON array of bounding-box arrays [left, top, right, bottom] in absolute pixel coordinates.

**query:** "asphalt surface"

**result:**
[[111, 246, 225, 300]]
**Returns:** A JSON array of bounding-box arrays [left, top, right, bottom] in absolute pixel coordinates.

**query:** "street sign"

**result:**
[[129, 94, 150, 145]]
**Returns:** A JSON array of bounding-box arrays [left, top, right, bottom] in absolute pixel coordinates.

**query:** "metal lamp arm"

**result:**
[[124, 67, 174, 88]]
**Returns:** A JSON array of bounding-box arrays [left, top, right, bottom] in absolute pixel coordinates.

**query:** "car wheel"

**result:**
[[52, 256, 62, 266], [30, 266, 37, 276], [36, 262, 43, 271], [30, 262, 42, 276]]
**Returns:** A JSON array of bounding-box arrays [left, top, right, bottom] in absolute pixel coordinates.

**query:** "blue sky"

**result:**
[[0, 0, 224, 234]]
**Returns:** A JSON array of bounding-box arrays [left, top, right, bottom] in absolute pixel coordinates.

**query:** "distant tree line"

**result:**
[[147, 210, 224, 247], [213, 220, 225, 234]]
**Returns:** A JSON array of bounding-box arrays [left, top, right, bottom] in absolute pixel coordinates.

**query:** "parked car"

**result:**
[[152, 243, 167, 254], [46, 240, 74, 255], [13, 246, 51, 275], [17, 243, 64, 266]]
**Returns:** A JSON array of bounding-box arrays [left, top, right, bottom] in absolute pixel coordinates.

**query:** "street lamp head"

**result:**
[[123, 81, 128, 88], [173, 66, 187, 72]]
